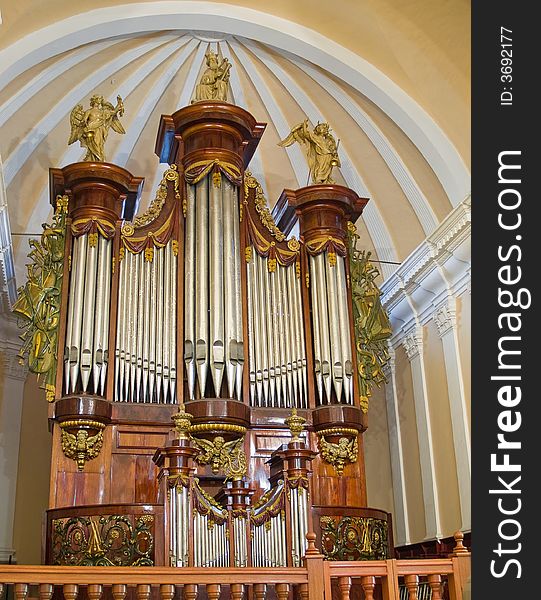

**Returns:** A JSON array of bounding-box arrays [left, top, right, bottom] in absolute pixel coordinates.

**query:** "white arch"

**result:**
[[0, 1, 470, 206]]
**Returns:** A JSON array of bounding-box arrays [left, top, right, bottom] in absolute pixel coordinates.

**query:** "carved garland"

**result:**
[[120, 165, 180, 259], [243, 171, 300, 270], [133, 164, 181, 227]]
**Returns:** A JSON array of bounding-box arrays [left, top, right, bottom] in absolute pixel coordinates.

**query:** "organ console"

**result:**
[[14, 61, 393, 567]]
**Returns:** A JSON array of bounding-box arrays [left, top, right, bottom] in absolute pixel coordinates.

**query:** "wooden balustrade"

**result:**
[[0, 534, 470, 600], [0, 559, 470, 600]]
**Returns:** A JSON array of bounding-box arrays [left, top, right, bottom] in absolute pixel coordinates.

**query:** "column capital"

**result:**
[[402, 328, 423, 361], [434, 299, 457, 338]]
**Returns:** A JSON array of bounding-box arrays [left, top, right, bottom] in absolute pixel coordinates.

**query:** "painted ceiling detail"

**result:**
[[0, 27, 467, 297]]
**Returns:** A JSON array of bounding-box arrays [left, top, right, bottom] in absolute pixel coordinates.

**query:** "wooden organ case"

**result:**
[[39, 100, 393, 567]]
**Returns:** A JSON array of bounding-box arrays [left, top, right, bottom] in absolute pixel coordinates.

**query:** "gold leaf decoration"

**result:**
[[12, 195, 68, 401], [347, 222, 392, 413]]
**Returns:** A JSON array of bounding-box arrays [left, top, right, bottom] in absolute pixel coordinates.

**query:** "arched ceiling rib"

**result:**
[[1, 16, 468, 287]]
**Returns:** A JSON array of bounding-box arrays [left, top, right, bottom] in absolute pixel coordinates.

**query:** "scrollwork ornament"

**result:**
[[347, 223, 392, 412], [12, 195, 68, 401]]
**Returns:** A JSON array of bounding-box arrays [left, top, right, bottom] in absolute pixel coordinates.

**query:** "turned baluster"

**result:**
[[206, 585, 221, 600], [161, 584, 175, 600], [63, 585, 78, 600], [0, 584, 5, 600], [112, 585, 127, 600], [254, 583, 267, 600], [88, 585, 103, 600], [231, 584, 244, 600], [275, 583, 290, 600], [15, 584, 29, 600], [184, 584, 198, 600], [39, 584, 54, 600], [404, 575, 419, 600], [298, 583, 308, 600], [427, 575, 443, 600], [136, 585, 151, 600], [337, 577, 351, 600], [360, 577, 375, 600]]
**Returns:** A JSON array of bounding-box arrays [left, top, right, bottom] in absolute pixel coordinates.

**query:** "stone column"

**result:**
[[382, 349, 410, 546], [402, 326, 442, 540], [434, 297, 471, 530]]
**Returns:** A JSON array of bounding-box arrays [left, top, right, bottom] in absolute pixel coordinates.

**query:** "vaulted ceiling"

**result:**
[[0, 1, 470, 297]]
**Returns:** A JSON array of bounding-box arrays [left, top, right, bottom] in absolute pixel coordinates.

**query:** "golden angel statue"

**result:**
[[193, 50, 232, 103], [68, 94, 125, 162], [279, 120, 341, 184], [193, 435, 247, 481], [318, 435, 358, 476]]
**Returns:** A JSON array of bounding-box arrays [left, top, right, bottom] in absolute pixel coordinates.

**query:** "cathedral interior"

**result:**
[[0, 2, 470, 599]]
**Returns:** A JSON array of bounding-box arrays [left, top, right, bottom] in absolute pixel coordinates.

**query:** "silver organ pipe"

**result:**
[[209, 178, 225, 396], [308, 251, 353, 405], [64, 232, 113, 395], [166, 242, 177, 403], [231, 185, 244, 401], [336, 255, 354, 403], [233, 515, 247, 567], [250, 482, 287, 567], [194, 178, 209, 398], [185, 175, 244, 400], [184, 184, 196, 399], [288, 484, 309, 568], [246, 254, 307, 409], [115, 241, 177, 403], [190, 482, 229, 567], [68, 233, 87, 392]]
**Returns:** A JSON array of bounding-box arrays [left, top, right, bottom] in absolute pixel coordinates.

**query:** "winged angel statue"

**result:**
[[68, 95, 125, 162], [279, 120, 341, 184], [193, 436, 247, 481]]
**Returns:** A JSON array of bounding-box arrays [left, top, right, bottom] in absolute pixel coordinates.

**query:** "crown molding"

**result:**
[[382, 196, 471, 343]]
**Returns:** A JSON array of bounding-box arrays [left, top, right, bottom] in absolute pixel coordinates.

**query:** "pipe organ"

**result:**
[[17, 87, 393, 568]]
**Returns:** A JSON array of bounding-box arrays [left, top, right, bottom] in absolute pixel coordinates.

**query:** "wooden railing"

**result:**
[[0, 534, 471, 600]]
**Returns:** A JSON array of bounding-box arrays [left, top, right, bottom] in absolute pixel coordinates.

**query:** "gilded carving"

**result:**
[[60, 420, 105, 471], [192, 50, 232, 103], [319, 516, 389, 561], [68, 95, 125, 162], [131, 164, 180, 230], [244, 172, 286, 241], [12, 195, 68, 401], [278, 120, 340, 184], [285, 407, 306, 442], [317, 434, 358, 476], [193, 435, 247, 481], [347, 222, 392, 412], [51, 514, 154, 566]]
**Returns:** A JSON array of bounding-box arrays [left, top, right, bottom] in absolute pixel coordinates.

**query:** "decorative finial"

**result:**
[[285, 407, 306, 442], [171, 403, 193, 440], [68, 94, 125, 162], [452, 531, 469, 554]]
